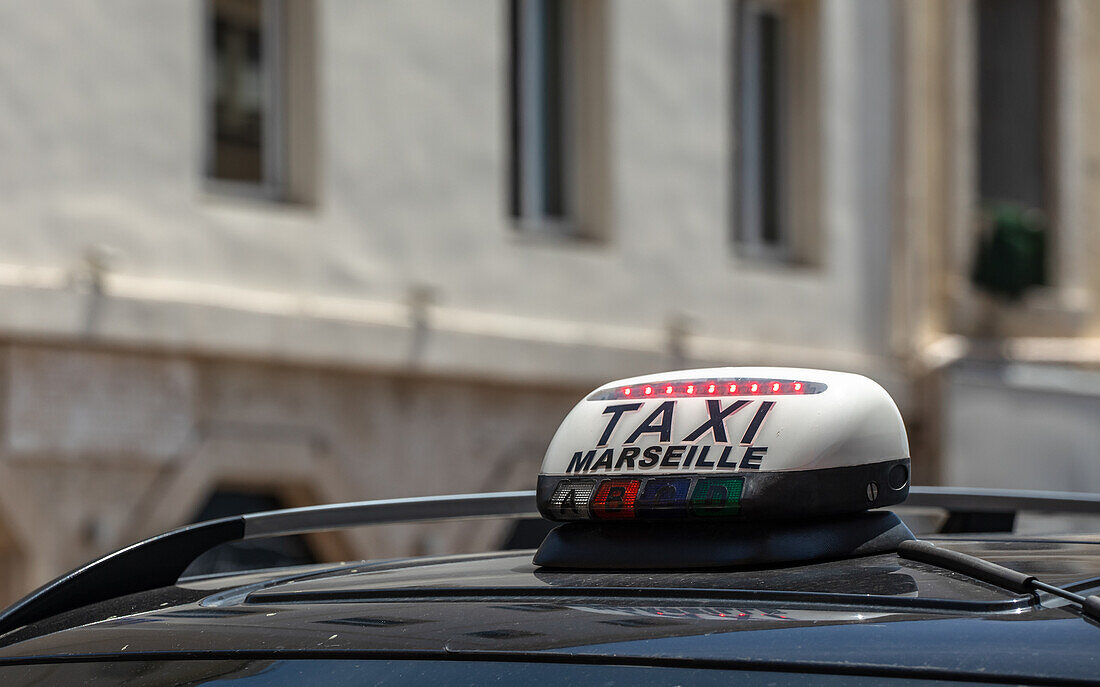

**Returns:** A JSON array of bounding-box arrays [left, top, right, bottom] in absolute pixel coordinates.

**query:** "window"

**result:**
[[939, 0, 1085, 325], [977, 0, 1051, 214], [735, 1, 786, 256], [184, 489, 318, 575], [509, 0, 608, 237], [204, 0, 316, 201], [969, 0, 1054, 297], [510, 0, 569, 227], [733, 0, 818, 263], [206, 0, 282, 190]]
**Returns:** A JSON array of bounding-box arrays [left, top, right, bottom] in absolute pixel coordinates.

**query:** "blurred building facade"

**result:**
[[0, 0, 1097, 599]]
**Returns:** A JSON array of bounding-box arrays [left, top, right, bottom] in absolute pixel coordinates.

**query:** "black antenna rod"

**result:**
[[898, 540, 1100, 621]]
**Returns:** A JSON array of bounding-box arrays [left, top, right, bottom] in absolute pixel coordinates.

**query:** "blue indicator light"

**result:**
[[635, 477, 692, 518]]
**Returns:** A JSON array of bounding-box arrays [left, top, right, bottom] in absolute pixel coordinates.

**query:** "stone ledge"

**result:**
[[0, 273, 899, 395]]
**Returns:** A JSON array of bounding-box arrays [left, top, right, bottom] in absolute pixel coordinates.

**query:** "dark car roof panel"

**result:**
[[0, 540, 1098, 683]]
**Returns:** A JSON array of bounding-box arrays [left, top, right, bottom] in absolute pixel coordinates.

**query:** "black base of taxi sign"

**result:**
[[532, 510, 914, 569]]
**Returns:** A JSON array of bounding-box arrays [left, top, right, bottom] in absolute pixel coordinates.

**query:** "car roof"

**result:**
[[0, 537, 1098, 683]]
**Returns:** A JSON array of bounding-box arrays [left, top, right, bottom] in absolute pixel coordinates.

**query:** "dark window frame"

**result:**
[[976, 0, 1054, 213], [509, 0, 575, 232], [204, 0, 286, 199], [734, 0, 792, 261]]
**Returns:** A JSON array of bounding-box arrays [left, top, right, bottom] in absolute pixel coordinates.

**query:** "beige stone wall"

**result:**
[[0, 344, 583, 602], [0, 0, 906, 391], [0, 0, 916, 604]]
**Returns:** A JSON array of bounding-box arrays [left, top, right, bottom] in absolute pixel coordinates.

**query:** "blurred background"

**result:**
[[0, 0, 1098, 602]]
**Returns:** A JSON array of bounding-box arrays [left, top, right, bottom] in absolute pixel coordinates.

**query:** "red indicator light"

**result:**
[[588, 379, 823, 400], [591, 479, 641, 519]]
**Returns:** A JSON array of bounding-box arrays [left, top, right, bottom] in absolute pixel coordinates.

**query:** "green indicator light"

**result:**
[[690, 477, 745, 517]]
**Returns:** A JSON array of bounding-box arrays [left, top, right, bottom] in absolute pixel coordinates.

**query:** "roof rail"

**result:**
[[0, 491, 538, 638], [3, 486, 1097, 638], [906, 487, 1100, 515]]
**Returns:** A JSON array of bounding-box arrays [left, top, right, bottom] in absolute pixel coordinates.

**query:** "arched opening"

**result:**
[[183, 488, 319, 576]]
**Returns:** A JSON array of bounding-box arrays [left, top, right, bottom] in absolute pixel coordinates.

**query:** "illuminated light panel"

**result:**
[[634, 477, 692, 519], [588, 379, 826, 401], [690, 477, 745, 517], [546, 479, 598, 520], [591, 479, 641, 519]]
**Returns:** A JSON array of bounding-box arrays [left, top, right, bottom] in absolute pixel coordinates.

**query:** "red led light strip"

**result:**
[[588, 378, 825, 401]]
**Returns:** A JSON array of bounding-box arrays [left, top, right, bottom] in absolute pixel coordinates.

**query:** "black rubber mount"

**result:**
[[533, 509, 914, 569], [1081, 595, 1100, 622]]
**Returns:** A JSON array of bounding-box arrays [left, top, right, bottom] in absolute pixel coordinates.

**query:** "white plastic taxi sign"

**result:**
[[536, 367, 909, 521]]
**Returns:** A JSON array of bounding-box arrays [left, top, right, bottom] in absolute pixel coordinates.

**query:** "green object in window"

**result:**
[[971, 203, 1047, 300]]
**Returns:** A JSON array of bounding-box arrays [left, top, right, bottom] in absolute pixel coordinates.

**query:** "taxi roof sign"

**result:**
[[537, 367, 910, 522]]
